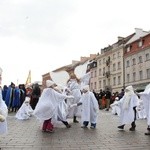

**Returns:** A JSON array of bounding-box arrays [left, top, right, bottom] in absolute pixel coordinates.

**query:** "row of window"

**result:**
[[126, 68, 150, 82], [126, 53, 150, 67]]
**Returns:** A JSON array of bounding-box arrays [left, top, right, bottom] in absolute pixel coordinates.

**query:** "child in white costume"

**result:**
[[110, 97, 121, 116], [70, 85, 99, 129], [0, 67, 8, 134], [15, 97, 33, 120]]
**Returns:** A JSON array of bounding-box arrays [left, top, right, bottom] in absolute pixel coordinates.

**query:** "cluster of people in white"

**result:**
[[1, 64, 150, 136]]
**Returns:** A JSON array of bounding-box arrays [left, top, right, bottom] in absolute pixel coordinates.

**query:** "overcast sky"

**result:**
[[0, 0, 150, 86]]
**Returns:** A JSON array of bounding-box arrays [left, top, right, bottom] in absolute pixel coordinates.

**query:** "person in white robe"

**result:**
[[0, 67, 8, 134], [136, 97, 146, 119], [138, 83, 150, 135], [117, 85, 138, 131], [67, 78, 81, 123], [15, 97, 33, 120], [33, 80, 73, 132], [110, 97, 121, 116], [70, 85, 99, 129]]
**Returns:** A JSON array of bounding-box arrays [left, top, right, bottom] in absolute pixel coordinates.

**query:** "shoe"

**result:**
[[81, 125, 88, 128], [46, 129, 54, 133], [90, 126, 95, 129], [145, 132, 150, 135], [105, 109, 109, 111], [73, 120, 79, 123], [66, 124, 71, 128], [129, 127, 136, 131], [118, 125, 124, 129]]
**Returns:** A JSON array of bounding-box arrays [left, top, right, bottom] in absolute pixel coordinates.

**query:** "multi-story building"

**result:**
[[95, 36, 133, 93], [124, 29, 150, 91]]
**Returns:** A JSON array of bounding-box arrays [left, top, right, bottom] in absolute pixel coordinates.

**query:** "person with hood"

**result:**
[[117, 85, 138, 131], [0, 67, 8, 134], [138, 83, 150, 135], [70, 85, 99, 129], [33, 80, 73, 133]]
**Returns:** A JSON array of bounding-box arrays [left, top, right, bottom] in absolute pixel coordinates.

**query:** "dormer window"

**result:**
[[127, 45, 132, 52], [138, 39, 144, 47]]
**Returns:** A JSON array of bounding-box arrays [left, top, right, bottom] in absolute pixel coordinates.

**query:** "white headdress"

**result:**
[[46, 80, 55, 88]]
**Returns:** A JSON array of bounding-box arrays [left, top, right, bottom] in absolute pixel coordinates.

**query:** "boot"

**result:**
[[129, 122, 136, 131], [145, 127, 150, 135], [73, 116, 79, 123], [118, 124, 125, 129]]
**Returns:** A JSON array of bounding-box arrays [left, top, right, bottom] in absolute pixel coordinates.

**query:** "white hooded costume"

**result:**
[[138, 83, 150, 126], [33, 80, 73, 122], [117, 86, 138, 125], [15, 97, 33, 120], [79, 85, 99, 125]]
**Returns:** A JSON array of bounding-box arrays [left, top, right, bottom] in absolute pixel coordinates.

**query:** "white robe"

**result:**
[[139, 89, 150, 125], [110, 100, 121, 116], [118, 94, 138, 125], [69, 80, 81, 117], [15, 102, 33, 120], [79, 91, 99, 124], [0, 90, 8, 134], [136, 99, 146, 119], [33, 88, 67, 122]]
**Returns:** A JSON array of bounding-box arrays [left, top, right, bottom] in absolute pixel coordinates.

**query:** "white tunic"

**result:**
[[0, 90, 8, 134], [118, 94, 138, 125], [139, 88, 150, 125], [33, 88, 67, 121], [15, 102, 33, 120], [80, 91, 99, 124]]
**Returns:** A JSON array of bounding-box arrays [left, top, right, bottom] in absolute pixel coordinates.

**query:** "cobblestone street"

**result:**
[[0, 110, 150, 150]]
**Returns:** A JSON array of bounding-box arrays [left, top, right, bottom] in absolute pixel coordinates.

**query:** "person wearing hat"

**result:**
[[70, 85, 99, 129], [0, 67, 8, 134], [33, 80, 73, 132]]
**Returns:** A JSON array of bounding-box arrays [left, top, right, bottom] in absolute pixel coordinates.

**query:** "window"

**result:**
[[99, 60, 101, 65], [127, 74, 130, 83], [113, 77, 116, 85], [103, 58, 105, 64], [91, 72, 93, 78], [126, 60, 130, 67], [99, 81, 101, 88], [94, 82, 97, 89], [113, 53, 116, 59], [99, 69, 101, 76], [138, 40, 143, 47], [113, 63, 116, 71], [94, 70, 97, 77], [133, 72, 136, 81], [108, 79, 110, 86], [139, 71, 143, 80], [118, 76, 121, 85], [127, 45, 132, 52], [103, 80, 106, 87], [139, 56, 143, 63], [132, 58, 136, 65], [118, 52, 121, 58], [147, 69, 150, 79], [103, 67, 105, 76], [118, 62, 121, 69], [146, 53, 150, 61]]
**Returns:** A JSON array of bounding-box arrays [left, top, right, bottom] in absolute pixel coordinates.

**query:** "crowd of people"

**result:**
[[0, 66, 150, 137]]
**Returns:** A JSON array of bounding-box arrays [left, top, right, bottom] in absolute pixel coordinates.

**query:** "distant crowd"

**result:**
[[1, 82, 41, 112]]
